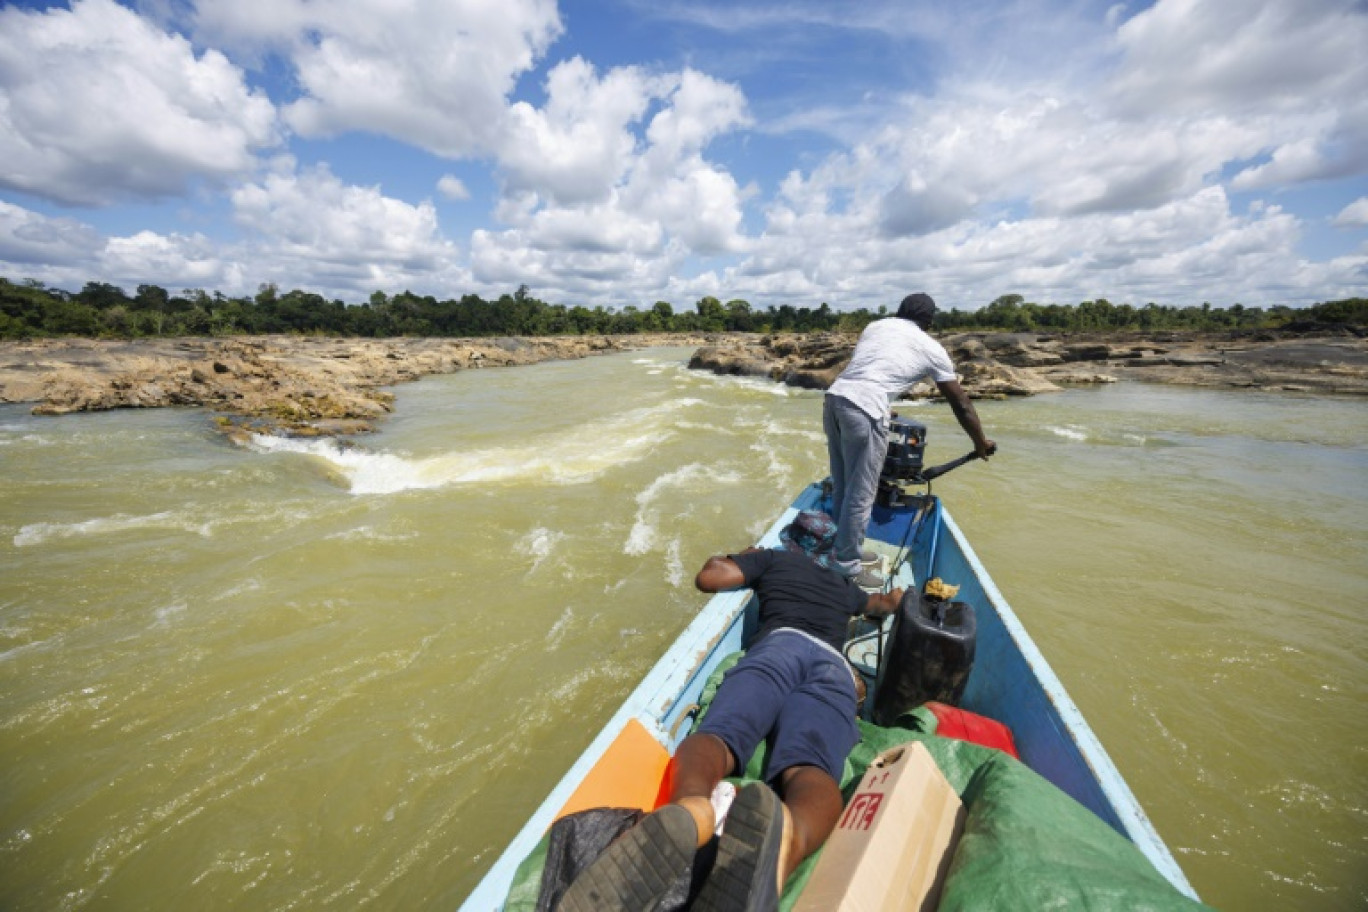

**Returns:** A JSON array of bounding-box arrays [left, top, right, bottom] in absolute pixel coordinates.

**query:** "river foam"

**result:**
[[624, 462, 743, 555], [13, 511, 215, 548], [249, 397, 707, 495]]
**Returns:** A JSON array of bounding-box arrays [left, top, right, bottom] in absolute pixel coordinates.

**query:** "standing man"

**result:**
[[825, 293, 995, 588], [559, 511, 903, 912]]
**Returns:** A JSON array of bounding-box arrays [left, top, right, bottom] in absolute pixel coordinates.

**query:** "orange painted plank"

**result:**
[[555, 718, 672, 821]]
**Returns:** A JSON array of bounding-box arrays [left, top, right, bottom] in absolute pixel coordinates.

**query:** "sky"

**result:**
[[0, 0, 1366, 313]]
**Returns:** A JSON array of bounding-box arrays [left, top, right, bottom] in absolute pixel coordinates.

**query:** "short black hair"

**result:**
[[896, 293, 936, 330]]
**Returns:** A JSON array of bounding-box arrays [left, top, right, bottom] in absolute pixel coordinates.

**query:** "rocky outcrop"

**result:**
[[688, 332, 853, 390], [0, 333, 716, 437], [685, 329, 1368, 400], [689, 333, 1070, 401]]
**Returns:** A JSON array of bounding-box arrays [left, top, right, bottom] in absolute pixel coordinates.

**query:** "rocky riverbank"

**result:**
[[688, 328, 1368, 401], [3, 328, 1364, 439], [0, 334, 714, 439]]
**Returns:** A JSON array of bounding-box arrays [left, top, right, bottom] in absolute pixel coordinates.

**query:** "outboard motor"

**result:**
[[871, 589, 977, 726], [877, 418, 927, 508]]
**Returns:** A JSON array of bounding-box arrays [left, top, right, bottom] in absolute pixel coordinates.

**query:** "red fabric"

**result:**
[[653, 756, 677, 809], [925, 702, 1020, 759]]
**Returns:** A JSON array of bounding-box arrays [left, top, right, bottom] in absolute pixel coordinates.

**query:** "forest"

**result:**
[[1, 278, 1363, 339]]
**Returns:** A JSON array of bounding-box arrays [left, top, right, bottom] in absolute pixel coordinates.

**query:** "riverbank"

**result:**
[[2, 328, 1364, 438], [689, 328, 1368, 400], [0, 334, 716, 438]]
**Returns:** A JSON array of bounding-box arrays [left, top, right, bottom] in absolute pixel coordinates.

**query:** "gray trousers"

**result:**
[[822, 394, 889, 576]]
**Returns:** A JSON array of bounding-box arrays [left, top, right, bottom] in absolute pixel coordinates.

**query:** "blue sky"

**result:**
[[1, 0, 1365, 311]]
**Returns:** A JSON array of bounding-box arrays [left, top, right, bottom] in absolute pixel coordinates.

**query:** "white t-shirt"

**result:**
[[826, 317, 958, 420]]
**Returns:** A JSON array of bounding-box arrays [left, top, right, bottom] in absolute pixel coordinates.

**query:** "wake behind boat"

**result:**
[[460, 421, 1202, 910]]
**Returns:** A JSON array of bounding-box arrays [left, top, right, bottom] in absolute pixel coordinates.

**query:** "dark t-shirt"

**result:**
[[729, 549, 870, 652]]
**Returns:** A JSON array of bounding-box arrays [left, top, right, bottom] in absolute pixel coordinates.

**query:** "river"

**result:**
[[2, 347, 1365, 910]]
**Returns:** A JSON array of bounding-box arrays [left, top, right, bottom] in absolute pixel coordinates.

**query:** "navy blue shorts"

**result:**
[[696, 630, 859, 784]]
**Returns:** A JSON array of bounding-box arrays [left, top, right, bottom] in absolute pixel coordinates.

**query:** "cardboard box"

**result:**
[[794, 742, 965, 912]]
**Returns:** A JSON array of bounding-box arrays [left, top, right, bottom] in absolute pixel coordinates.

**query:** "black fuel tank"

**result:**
[[871, 591, 977, 726]]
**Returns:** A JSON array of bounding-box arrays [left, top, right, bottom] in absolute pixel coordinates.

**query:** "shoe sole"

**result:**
[[557, 804, 697, 912], [692, 783, 784, 912]]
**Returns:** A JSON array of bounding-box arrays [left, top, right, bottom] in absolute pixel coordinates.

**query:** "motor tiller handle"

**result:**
[[920, 442, 996, 481]]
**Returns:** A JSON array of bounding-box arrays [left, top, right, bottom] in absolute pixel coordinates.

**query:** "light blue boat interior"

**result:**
[[459, 482, 1197, 910]]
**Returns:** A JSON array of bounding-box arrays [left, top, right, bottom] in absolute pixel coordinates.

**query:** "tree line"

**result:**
[[937, 294, 1367, 333], [1, 278, 1363, 339]]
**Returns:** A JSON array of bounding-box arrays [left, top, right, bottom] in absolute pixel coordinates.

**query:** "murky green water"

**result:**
[[2, 349, 1365, 910]]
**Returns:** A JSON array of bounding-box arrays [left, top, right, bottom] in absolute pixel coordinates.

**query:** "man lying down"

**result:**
[[559, 511, 903, 912]]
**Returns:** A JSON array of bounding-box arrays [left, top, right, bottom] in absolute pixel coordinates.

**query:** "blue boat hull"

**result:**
[[459, 483, 1196, 909]]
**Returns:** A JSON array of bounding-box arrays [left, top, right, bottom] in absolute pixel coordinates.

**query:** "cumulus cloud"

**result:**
[[1112, 0, 1368, 190], [192, 0, 563, 158], [470, 192, 675, 293], [1334, 197, 1368, 228], [437, 176, 472, 202], [1110, 0, 1366, 116], [628, 161, 750, 255], [0, 202, 104, 267], [736, 184, 1335, 309], [0, 201, 229, 291], [643, 69, 750, 161], [878, 179, 976, 237], [230, 162, 464, 288], [473, 62, 753, 290], [768, 82, 1231, 251], [1, 162, 474, 300], [627, 69, 753, 254], [470, 226, 682, 297], [100, 231, 225, 287], [499, 59, 657, 206], [187, 0, 317, 49], [0, 0, 278, 206]]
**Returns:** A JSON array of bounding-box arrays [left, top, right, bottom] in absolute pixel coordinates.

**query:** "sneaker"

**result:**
[[859, 548, 879, 566], [850, 565, 885, 591], [558, 804, 698, 912], [692, 783, 786, 912]]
